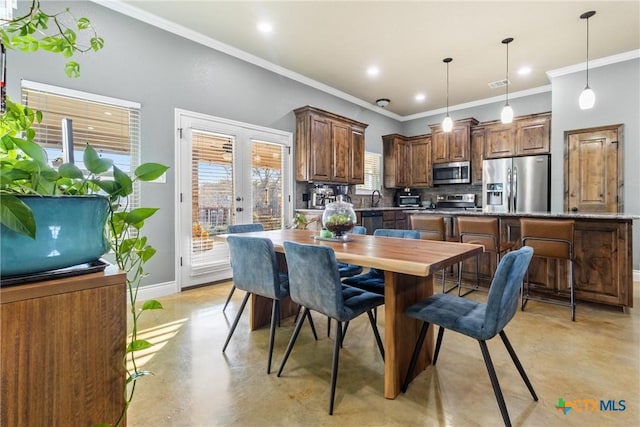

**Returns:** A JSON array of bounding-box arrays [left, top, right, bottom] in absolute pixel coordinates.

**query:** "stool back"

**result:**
[[410, 216, 446, 241], [521, 219, 574, 260], [457, 217, 499, 252]]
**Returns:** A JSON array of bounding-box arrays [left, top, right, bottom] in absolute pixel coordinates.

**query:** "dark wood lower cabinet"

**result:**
[[421, 213, 634, 309], [1, 267, 127, 426]]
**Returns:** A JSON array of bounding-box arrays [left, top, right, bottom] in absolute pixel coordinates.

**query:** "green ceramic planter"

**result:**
[[1, 195, 110, 277]]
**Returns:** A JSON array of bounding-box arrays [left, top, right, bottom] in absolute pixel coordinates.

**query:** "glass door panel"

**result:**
[[251, 139, 284, 231], [177, 111, 292, 289]]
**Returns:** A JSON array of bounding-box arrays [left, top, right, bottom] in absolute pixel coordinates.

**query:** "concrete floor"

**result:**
[[127, 278, 639, 426]]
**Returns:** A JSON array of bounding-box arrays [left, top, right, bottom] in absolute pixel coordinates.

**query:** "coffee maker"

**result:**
[[310, 185, 336, 209]]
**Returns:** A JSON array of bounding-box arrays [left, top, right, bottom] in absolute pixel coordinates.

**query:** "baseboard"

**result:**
[[129, 280, 179, 304], [634, 269, 640, 282]]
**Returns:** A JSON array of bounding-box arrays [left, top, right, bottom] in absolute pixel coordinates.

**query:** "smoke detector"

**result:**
[[376, 98, 390, 108]]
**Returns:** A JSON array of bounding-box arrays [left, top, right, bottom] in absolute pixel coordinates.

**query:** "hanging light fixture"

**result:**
[[442, 57, 453, 132], [500, 37, 514, 124], [579, 10, 596, 110]]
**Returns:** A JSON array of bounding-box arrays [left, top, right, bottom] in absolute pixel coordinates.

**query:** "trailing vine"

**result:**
[[1, 2, 165, 426]]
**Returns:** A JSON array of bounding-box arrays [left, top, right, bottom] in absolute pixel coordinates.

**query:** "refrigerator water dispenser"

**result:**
[[486, 183, 504, 206]]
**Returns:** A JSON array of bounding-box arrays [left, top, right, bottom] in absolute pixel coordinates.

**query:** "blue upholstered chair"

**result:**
[[223, 235, 316, 374], [402, 246, 536, 427], [336, 225, 367, 278], [342, 228, 421, 295], [222, 223, 264, 312], [278, 241, 385, 415]]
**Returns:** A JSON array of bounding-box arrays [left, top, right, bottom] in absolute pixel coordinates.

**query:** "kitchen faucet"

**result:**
[[371, 190, 381, 207]]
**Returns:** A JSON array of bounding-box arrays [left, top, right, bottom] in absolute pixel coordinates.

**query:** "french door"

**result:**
[[176, 110, 292, 288]]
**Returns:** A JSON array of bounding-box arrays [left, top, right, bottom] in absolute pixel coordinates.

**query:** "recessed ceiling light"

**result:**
[[257, 21, 273, 33], [367, 66, 379, 77], [518, 66, 532, 76], [415, 93, 426, 102]]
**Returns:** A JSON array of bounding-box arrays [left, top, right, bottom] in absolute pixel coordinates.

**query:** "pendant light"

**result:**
[[442, 57, 453, 132], [579, 10, 596, 110], [500, 37, 514, 124]]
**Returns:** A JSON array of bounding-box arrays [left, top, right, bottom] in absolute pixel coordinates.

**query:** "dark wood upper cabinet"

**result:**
[[383, 134, 431, 188], [294, 106, 368, 184], [483, 112, 551, 159], [429, 118, 478, 164]]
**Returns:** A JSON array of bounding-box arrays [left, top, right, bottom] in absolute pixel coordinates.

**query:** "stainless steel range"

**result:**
[[435, 193, 478, 210]]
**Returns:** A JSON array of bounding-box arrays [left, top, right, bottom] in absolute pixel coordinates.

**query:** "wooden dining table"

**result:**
[[220, 228, 482, 399]]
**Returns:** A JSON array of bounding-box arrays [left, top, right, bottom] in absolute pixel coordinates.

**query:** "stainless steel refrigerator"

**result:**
[[482, 154, 550, 213]]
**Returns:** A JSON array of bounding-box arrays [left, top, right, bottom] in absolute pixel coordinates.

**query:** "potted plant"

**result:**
[[1, 3, 167, 426]]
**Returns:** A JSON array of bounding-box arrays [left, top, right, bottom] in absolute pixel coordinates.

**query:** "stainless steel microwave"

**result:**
[[432, 161, 471, 185]]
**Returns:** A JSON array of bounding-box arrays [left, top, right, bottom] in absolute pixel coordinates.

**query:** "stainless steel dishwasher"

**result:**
[[360, 210, 383, 235]]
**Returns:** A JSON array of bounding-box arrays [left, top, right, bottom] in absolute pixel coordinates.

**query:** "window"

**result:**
[[21, 80, 141, 204], [356, 152, 381, 194]]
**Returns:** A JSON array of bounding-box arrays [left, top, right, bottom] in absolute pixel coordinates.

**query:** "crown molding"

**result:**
[[546, 49, 640, 79], [401, 85, 552, 122]]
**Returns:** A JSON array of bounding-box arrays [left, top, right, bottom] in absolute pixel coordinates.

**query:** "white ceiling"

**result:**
[[109, 1, 639, 119]]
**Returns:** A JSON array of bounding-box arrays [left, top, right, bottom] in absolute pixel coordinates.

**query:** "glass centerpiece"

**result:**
[[322, 195, 356, 239]]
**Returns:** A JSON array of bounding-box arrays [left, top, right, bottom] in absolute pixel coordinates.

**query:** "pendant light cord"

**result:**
[[585, 15, 590, 86], [505, 41, 509, 104], [446, 61, 450, 115]]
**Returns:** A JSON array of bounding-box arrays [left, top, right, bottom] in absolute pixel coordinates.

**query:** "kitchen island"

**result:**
[[405, 209, 638, 309]]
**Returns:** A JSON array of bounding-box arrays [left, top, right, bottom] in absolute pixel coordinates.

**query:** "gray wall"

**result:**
[[7, 1, 401, 286], [550, 58, 640, 270]]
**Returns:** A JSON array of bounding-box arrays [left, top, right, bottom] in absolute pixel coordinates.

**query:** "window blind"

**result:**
[[21, 82, 142, 208], [356, 152, 382, 193]]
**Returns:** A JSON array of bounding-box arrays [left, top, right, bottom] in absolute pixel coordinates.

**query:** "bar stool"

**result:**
[[520, 219, 576, 321], [457, 216, 513, 296], [409, 215, 455, 293]]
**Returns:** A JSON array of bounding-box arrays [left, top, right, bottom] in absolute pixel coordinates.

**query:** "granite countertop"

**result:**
[[403, 208, 640, 221], [296, 206, 415, 213]]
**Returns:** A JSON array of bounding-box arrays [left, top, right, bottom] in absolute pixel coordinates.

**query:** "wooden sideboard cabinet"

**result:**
[[1, 267, 127, 426], [429, 118, 478, 164], [294, 106, 368, 184], [382, 134, 431, 188]]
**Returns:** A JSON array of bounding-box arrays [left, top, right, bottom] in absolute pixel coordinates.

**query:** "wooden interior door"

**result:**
[[565, 125, 623, 213]]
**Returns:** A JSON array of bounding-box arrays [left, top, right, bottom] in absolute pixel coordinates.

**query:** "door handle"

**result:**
[[235, 197, 242, 202], [235, 207, 243, 212]]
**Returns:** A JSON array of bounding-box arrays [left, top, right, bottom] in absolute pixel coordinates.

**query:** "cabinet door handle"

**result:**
[[571, 207, 578, 212], [236, 207, 244, 212]]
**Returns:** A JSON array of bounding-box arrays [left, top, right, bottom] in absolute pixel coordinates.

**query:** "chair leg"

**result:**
[[222, 292, 250, 353], [442, 268, 457, 294], [499, 331, 538, 401], [570, 259, 576, 321], [327, 317, 331, 337], [222, 285, 236, 312], [521, 270, 530, 311], [305, 309, 318, 341], [267, 299, 278, 374], [367, 310, 385, 360], [478, 340, 512, 427], [339, 321, 350, 348], [401, 321, 430, 393], [277, 307, 309, 377], [432, 326, 445, 365], [329, 320, 343, 415]]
